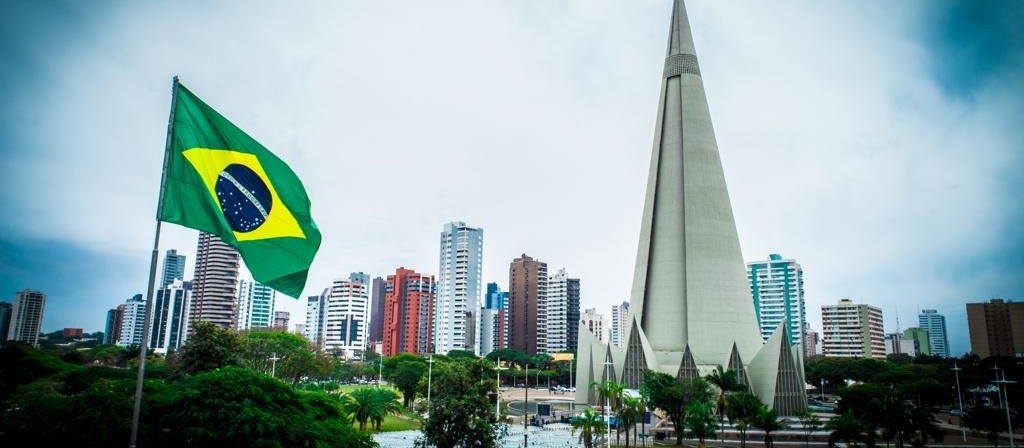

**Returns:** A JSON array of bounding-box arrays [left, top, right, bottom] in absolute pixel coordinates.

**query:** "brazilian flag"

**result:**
[[159, 82, 321, 298]]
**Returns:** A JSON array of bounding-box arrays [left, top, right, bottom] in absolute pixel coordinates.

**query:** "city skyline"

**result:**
[[1, 1, 1022, 357]]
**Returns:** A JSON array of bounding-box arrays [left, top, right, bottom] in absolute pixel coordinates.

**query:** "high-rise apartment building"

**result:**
[[161, 249, 187, 288], [151, 280, 190, 353], [580, 307, 608, 343], [435, 222, 483, 355], [104, 305, 125, 345], [323, 275, 370, 359], [566, 275, 581, 353], [382, 268, 435, 356], [8, 290, 46, 346], [368, 276, 386, 345], [747, 254, 805, 351], [804, 323, 819, 358], [189, 232, 241, 331], [821, 298, 885, 359], [509, 254, 547, 355], [236, 279, 276, 330], [304, 288, 329, 348], [918, 309, 949, 357], [274, 311, 290, 330], [117, 294, 147, 347], [544, 268, 580, 353], [903, 327, 931, 355], [610, 301, 631, 348], [884, 332, 916, 356], [480, 283, 508, 356], [966, 298, 1024, 358], [0, 302, 12, 344]]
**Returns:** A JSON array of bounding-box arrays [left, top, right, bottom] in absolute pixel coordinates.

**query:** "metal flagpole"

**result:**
[[130, 75, 179, 448]]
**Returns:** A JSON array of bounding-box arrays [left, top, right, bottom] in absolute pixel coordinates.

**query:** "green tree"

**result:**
[[705, 365, 741, 434], [446, 349, 477, 360], [485, 348, 529, 368], [643, 370, 713, 445], [370, 388, 402, 431], [344, 387, 386, 431], [240, 329, 331, 383], [751, 406, 787, 448], [572, 407, 608, 448], [159, 366, 373, 447], [726, 391, 762, 448], [826, 412, 876, 448], [963, 407, 1007, 448], [796, 409, 822, 448], [417, 358, 498, 448], [620, 395, 644, 448], [391, 360, 427, 408], [684, 400, 718, 448], [175, 320, 242, 375]]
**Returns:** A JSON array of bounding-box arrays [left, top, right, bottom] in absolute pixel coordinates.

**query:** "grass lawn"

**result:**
[[336, 384, 401, 395], [376, 413, 422, 432]]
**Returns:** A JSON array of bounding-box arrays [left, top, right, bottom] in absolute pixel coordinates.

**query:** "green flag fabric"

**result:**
[[159, 82, 321, 298]]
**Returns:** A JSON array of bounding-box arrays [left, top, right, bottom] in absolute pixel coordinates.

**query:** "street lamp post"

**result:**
[[524, 362, 529, 448], [994, 367, 1017, 448], [952, 363, 966, 442], [495, 357, 506, 421], [426, 355, 435, 417], [604, 360, 613, 448], [569, 357, 574, 414], [377, 357, 383, 388]]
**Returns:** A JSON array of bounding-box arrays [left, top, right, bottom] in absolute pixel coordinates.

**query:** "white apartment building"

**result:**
[[8, 289, 46, 346], [323, 277, 369, 359], [821, 298, 885, 359], [236, 279, 276, 330], [435, 222, 483, 355], [151, 280, 190, 353], [610, 301, 630, 348], [746, 254, 805, 351], [304, 288, 329, 348], [580, 307, 608, 343], [544, 268, 573, 353], [117, 294, 147, 347]]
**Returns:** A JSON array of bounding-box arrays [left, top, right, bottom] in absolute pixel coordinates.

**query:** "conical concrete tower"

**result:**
[[576, 0, 806, 414], [630, 0, 762, 366]]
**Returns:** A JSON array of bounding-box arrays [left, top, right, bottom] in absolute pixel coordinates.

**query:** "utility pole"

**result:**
[[495, 357, 506, 420], [604, 359, 613, 447], [524, 362, 529, 448], [952, 363, 966, 442], [426, 355, 435, 418], [994, 367, 1017, 448]]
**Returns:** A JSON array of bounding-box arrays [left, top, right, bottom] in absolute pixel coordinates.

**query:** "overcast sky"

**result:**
[[1, 0, 1021, 356]]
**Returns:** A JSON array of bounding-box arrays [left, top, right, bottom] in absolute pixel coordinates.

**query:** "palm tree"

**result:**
[[726, 392, 762, 448], [751, 406, 787, 448], [572, 407, 608, 448], [343, 387, 402, 432], [826, 412, 875, 448], [370, 388, 402, 431], [796, 409, 822, 448], [620, 395, 644, 448], [684, 400, 719, 448], [705, 365, 741, 432], [591, 380, 625, 442], [343, 387, 378, 431]]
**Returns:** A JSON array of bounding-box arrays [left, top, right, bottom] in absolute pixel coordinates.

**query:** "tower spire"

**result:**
[[628, 0, 762, 363], [666, 0, 698, 57]]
